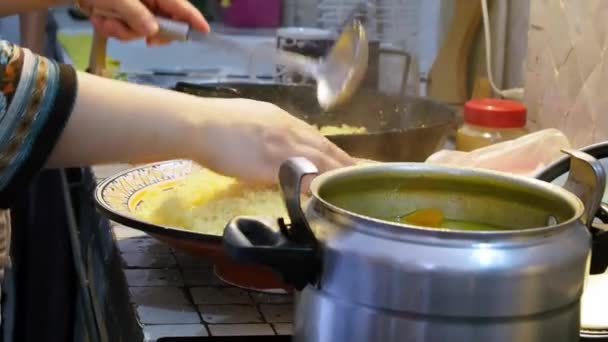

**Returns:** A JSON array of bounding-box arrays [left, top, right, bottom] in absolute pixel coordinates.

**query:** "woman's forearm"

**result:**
[[0, 0, 69, 16], [47, 71, 209, 167], [47, 70, 355, 185]]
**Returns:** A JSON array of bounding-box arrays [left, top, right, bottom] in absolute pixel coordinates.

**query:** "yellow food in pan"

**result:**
[[315, 124, 367, 135], [134, 169, 286, 235], [133, 124, 366, 234]]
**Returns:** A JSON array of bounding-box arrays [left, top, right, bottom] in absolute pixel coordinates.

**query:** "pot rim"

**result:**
[[309, 163, 586, 240]]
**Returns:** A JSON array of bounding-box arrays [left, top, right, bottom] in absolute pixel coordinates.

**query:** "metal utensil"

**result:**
[[87, 8, 369, 110]]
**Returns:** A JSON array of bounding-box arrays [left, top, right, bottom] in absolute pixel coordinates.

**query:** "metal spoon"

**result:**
[[88, 9, 369, 111]]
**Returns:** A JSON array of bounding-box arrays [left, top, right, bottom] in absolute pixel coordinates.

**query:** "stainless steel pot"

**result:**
[[223, 150, 606, 342]]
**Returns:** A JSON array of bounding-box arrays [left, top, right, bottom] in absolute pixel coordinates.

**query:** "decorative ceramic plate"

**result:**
[[95, 157, 377, 239], [95, 159, 296, 292], [94, 159, 225, 242], [94, 157, 380, 293]]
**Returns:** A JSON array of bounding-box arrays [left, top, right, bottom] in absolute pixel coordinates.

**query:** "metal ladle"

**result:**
[[85, 8, 369, 111]]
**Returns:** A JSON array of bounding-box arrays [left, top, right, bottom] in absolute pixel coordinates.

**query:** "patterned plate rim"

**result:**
[[94, 159, 223, 243]]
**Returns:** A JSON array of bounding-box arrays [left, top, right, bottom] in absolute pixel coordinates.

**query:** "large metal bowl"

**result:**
[[174, 82, 458, 162]]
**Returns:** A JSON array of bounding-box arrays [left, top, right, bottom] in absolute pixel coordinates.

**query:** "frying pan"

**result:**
[[173, 82, 457, 162]]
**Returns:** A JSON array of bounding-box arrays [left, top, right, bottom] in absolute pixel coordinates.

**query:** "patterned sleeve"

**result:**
[[0, 40, 78, 207]]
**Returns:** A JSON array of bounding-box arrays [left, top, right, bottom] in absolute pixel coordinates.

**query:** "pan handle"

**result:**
[[378, 46, 412, 95], [174, 82, 242, 98], [223, 216, 320, 291]]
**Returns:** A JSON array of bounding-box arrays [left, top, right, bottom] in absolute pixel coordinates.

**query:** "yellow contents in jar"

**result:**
[[456, 98, 528, 152], [456, 125, 529, 152]]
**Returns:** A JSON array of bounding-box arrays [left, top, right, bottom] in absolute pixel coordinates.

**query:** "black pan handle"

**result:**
[[223, 216, 320, 290], [174, 82, 242, 98]]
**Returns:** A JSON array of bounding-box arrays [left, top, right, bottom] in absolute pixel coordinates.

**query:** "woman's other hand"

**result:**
[[187, 99, 355, 184], [86, 0, 210, 46]]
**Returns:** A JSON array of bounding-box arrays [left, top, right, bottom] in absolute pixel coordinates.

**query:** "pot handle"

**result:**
[[555, 149, 606, 229], [223, 157, 322, 290], [223, 217, 319, 290], [278, 157, 319, 243]]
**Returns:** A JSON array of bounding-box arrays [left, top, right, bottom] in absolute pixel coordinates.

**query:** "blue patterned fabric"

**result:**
[[0, 41, 65, 191]]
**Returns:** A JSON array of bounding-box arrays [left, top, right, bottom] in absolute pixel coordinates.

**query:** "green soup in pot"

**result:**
[[316, 169, 577, 232]]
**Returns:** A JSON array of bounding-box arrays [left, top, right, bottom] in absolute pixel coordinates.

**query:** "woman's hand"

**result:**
[[187, 99, 355, 184], [50, 72, 354, 185], [85, 0, 210, 45]]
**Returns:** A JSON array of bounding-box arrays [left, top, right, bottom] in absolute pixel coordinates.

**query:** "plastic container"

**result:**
[[456, 98, 529, 152], [219, 0, 282, 28]]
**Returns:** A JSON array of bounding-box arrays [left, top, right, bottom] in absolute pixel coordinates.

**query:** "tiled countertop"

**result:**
[[92, 165, 294, 342]]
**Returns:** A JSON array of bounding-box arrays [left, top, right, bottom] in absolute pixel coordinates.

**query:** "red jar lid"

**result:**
[[464, 98, 527, 128]]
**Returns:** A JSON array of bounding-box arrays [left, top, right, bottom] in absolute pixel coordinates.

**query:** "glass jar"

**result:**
[[456, 98, 529, 152]]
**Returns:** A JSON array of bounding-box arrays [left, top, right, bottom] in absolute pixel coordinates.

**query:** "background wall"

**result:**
[[523, 0, 608, 147]]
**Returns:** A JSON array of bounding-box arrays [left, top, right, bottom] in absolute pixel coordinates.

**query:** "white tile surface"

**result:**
[[250, 292, 294, 304], [198, 305, 263, 324], [260, 304, 293, 323], [273, 323, 294, 335], [136, 304, 201, 325], [144, 324, 208, 341], [125, 269, 183, 287], [130, 287, 200, 324], [182, 269, 224, 286], [190, 287, 253, 305], [117, 237, 172, 255], [208, 324, 274, 336], [122, 252, 177, 269]]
